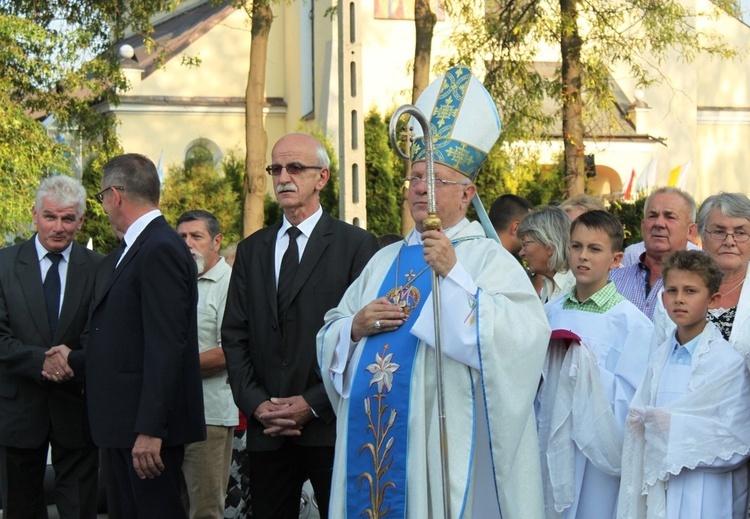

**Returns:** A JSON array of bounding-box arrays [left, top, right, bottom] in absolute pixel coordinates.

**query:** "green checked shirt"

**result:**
[[561, 281, 625, 314]]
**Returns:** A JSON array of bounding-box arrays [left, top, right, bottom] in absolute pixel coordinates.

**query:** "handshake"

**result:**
[[41, 345, 74, 383]]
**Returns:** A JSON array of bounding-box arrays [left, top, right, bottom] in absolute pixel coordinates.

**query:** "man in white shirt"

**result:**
[[177, 210, 237, 519]]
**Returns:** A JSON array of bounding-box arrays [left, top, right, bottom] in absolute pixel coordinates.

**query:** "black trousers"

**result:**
[[105, 445, 186, 519], [246, 440, 334, 519], [0, 441, 98, 519]]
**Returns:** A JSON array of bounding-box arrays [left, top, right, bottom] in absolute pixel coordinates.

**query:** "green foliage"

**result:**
[[160, 147, 244, 245], [474, 147, 566, 210], [364, 110, 403, 236], [0, 82, 71, 245], [77, 121, 123, 254], [447, 0, 740, 193], [1, 1, 179, 246], [609, 197, 646, 247]]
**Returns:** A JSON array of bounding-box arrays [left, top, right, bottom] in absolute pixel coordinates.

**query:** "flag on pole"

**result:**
[[624, 168, 637, 200], [634, 157, 658, 194], [156, 150, 164, 186], [667, 161, 693, 192]]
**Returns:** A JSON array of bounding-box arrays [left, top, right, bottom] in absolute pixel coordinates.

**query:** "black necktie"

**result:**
[[43, 253, 63, 335], [277, 227, 302, 320]]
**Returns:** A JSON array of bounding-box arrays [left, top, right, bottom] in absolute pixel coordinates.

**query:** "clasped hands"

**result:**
[[41, 344, 73, 383], [254, 396, 314, 437]]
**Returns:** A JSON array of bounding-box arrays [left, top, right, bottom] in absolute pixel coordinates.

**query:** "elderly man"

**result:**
[[48, 153, 206, 518], [176, 210, 236, 519], [0, 176, 101, 519], [222, 133, 379, 518], [317, 66, 550, 518], [610, 186, 698, 319]]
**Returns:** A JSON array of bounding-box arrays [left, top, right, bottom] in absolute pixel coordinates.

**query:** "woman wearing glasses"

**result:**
[[653, 192, 750, 356], [517, 205, 576, 304]]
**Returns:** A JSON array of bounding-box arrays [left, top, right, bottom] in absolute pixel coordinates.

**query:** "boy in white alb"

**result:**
[[618, 250, 750, 519], [538, 210, 653, 518]]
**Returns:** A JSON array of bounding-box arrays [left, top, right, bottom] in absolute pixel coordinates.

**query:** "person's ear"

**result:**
[[609, 251, 623, 270], [708, 291, 722, 310]]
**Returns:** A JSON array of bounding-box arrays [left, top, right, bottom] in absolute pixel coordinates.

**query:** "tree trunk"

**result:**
[[401, 0, 436, 235], [243, 0, 273, 237], [560, 0, 585, 196]]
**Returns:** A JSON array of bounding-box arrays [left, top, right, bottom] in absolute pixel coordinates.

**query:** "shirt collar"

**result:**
[[34, 235, 73, 263], [123, 209, 161, 248], [199, 256, 228, 282], [278, 205, 323, 241], [672, 330, 701, 357], [564, 280, 618, 307]]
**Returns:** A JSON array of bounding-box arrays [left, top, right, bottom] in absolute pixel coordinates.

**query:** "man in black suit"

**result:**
[[0, 175, 101, 518], [222, 133, 378, 518], [48, 153, 205, 518]]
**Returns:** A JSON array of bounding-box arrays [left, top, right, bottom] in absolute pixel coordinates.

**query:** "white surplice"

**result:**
[[618, 322, 750, 519], [538, 296, 653, 518], [317, 219, 551, 519]]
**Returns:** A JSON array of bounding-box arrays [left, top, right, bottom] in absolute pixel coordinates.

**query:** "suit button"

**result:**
[[282, 360, 290, 367], [272, 323, 278, 330]]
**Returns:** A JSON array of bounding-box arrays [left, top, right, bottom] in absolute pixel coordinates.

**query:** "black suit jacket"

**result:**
[[69, 216, 206, 449], [0, 238, 101, 449], [223, 212, 378, 450]]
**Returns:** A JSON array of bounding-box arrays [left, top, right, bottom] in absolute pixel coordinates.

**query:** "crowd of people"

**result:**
[[1, 63, 749, 519]]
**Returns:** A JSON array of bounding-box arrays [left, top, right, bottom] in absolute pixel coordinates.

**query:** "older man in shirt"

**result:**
[[610, 186, 697, 319], [177, 210, 236, 519]]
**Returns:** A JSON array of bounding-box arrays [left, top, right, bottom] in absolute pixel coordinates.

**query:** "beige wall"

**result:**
[[113, 0, 750, 205]]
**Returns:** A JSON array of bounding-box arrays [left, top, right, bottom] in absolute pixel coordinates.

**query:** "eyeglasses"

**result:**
[[265, 163, 324, 176], [521, 239, 537, 248], [94, 186, 124, 204], [406, 176, 470, 188], [705, 229, 750, 243]]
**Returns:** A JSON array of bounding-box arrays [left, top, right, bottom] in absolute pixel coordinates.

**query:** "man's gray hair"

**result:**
[[102, 153, 160, 207], [176, 210, 222, 239], [35, 175, 87, 218], [517, 205, 571, 273], [697, 192, 750, 236], [644, 186, 696, 222], [314, 140, 330, 169]]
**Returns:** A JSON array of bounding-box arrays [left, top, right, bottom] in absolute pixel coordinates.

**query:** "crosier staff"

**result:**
[[389, 104, 451, 519]]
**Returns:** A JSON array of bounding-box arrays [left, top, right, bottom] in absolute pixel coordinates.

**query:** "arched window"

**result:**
[[184, 138, 222, 168]]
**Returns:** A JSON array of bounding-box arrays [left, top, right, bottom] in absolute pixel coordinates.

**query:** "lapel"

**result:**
[[54, 243, 88, 343], [288, 212, 332, 306], [263, 223, 282, 322], [17, 238, 53, 343], [92, 216, 164, 311]]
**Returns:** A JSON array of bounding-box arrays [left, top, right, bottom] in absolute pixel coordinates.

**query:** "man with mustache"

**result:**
[[222, 133, 379, 518], [610, 186, 698, 319], [176, 210, 236, 519]]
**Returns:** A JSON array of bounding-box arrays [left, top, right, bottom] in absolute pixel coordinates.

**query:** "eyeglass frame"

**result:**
[[705, 229, 750, 243], [520, 239, 538, 248], [94, 186, 125, 204], [405, 176, 470, 188], [265, 163, 324, 176]]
